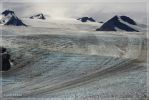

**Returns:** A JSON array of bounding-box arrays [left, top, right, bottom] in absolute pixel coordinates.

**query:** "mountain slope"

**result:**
[[0, 10, 26, 26], [30, 13, 46, 20], [77, 17, 96, 22], [96, 15, 139, 32]]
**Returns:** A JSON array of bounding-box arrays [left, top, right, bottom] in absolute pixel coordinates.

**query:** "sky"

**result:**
[[0, 0, 148, 23]]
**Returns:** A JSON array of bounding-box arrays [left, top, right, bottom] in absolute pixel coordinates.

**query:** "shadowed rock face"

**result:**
[[2, 10, 15, 16], [0, 47, 11, 71], [99, 21, 104, 23], [96, 15, 138, 32], [30, 13, 46, 20], [120, 16, 137, 25], [0, 47, 6, 53], [0, 10, 26, 26], [77, 17, 96, 22]]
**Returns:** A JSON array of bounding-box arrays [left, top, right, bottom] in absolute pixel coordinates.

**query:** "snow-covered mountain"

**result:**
[[30, 13, 46, 20], [96, 15, 141, 32], [0, 10, 146, 32], [77, 17, 96, 22], [0, 10, 26, 26], [22, 17, 101, 31]]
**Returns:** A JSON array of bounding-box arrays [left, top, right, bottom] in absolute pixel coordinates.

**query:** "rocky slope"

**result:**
[[30, 13, 46, 20], [0, 10, 26, 26], [96, 15, 141, 32], [77, 17, 96, 22]]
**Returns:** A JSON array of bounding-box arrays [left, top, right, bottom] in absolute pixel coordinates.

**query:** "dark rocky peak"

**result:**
[[77, 17, 96, 22], [96, 15, 138, 32], [2, 10, 15, 16], [30, 13, 46, 20]]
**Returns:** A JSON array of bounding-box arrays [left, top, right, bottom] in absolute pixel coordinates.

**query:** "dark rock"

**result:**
[[0, 47, 11, 71], [0, 10, 26, 26], [0, 47, 6, 53], [99, 21, 104, 23], [96, 15, 139, 32], [30, 13, 46, 20], [2, 10, 14, 16], [77, 17, 96, 22], [120, 16, 137, 25]]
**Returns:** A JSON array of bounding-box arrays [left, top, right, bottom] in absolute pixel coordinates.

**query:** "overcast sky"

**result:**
[[0, 0, 148, 23]]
